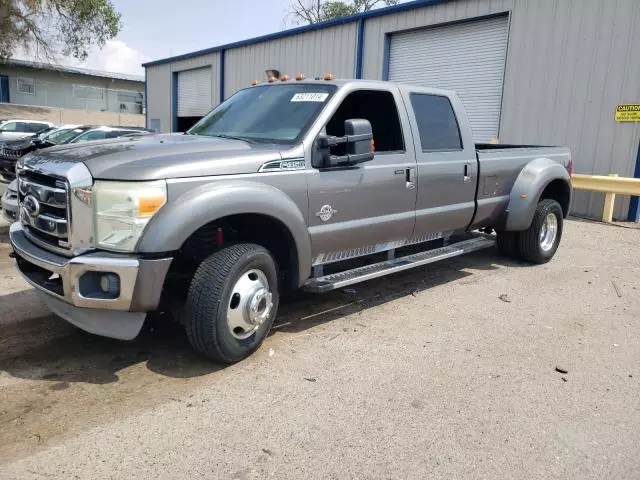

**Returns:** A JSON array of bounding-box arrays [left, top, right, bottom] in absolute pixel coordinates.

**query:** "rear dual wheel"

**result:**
[[497, 199, 563, 264]]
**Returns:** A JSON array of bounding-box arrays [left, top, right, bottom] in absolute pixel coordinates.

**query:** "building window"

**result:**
[[17, 77, 35, 95], [73, 84, 105, 100], [117, 90, 141, 103]]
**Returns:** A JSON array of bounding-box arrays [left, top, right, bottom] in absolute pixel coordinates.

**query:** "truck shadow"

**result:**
[[0, 247, 517, 385]]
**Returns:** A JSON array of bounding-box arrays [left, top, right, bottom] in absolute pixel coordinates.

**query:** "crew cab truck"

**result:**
[[8, 79, 572, 363]]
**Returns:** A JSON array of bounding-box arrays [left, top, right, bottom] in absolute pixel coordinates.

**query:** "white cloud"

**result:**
[[79, 40, 147, 76], [14, 40, 147, 77]]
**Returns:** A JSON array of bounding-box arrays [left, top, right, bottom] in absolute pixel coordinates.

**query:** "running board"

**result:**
[[302, 235, 495, 293]]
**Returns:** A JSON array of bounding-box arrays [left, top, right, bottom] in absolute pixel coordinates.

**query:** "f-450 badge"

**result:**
[[316, 205, 337, 222]]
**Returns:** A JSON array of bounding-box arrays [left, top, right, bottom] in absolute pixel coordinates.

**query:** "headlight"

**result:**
[[94, 180, 167, 252]]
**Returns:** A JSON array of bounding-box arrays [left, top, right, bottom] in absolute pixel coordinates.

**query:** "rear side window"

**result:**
[[410, 94, 462, 151], [27, 123, 46, 133]]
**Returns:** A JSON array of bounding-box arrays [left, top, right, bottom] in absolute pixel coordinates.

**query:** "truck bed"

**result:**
[[475, 143, 555, 150]]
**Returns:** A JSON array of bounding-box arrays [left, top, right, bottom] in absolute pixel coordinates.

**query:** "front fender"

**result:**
[[504, 157, 571, 231], [137, 180, 312, 286]]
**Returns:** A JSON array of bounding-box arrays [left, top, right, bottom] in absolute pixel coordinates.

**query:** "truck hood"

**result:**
[[25, 133, 284, 180]]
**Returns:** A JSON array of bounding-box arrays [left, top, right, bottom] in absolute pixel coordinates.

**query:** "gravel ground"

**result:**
[[0, 219, 639, 480]]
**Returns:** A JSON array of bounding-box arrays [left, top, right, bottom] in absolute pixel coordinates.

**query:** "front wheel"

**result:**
[[517, 199, 564, 264], [184, 243, 279, 363]]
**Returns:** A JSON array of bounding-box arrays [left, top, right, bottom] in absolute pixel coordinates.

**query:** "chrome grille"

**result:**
[[18, 169, 70, 251]]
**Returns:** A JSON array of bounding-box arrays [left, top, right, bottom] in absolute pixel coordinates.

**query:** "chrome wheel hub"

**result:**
[[227, 269, 274, 340], [539, 213, 558, 252]]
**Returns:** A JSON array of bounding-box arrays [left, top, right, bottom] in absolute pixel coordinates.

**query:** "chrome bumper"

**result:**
[[9, 223, 173, 340]]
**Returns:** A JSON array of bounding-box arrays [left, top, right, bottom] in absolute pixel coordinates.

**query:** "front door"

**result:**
[[306, 87, 417, 266]]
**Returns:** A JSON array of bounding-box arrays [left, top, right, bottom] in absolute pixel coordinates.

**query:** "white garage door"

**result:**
[[389, 16, 509, 142], [177, 67, 212, 117]]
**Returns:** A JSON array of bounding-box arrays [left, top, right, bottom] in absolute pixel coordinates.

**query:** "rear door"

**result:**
[[402, 90, 478, 236], [306, 87, 417, 265]]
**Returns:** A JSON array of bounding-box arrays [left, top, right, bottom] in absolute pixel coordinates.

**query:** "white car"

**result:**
[[0, 119, 55, 142]]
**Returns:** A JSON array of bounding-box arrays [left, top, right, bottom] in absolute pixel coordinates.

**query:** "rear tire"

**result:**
[[517, 199, 564, 264], [184, 243, 279, 363], [496, 231, 520, 259]]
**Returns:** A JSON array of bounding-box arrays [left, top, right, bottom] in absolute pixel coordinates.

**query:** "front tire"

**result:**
[[184, 243, 279, 363], [517, 199, 564, 264]]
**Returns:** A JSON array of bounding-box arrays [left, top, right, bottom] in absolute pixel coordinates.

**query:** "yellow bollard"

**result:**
[[602, 173, 618, 222]]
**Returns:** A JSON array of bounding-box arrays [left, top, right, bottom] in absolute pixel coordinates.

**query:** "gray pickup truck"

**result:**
[[8, 79, 572, 363]]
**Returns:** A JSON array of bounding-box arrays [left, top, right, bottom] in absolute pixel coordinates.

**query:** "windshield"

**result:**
[[188, 84, 337, 143], [0, 121, 17, 132], [47, 127, 90, 145]]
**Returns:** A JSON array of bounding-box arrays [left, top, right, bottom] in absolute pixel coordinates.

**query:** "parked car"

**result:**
[[0, 125, 81, 181], [66, 125, 154, 143], [8, 79, 572, 364], [0, 119, 55, 143], [0, 125, 152, 182], [1, 179, 17, 222]]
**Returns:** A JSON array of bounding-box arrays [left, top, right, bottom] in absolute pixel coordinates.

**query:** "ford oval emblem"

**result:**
[[23, 194, 41, 217]]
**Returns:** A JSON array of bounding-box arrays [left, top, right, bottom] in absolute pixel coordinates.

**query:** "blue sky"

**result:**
[[67, 0, 308, 76]]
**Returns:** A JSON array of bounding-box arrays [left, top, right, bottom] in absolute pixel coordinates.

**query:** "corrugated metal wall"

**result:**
[[362, 0, 514, 80], [224, 22, 358, 99], [146, 52, 220, 133], [499, 0, 640, 219], [361, 0, 640, 219], [145, 0, 640, 219]]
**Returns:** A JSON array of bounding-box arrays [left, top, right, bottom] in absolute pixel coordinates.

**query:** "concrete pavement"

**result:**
[[0, 219, 639, 479]]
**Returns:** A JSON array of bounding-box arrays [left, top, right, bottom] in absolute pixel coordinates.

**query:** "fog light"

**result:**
[[100, 273, 121, 295], [79, 271, 121, 299]]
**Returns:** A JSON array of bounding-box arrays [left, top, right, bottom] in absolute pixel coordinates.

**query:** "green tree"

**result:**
[[288, 0, 399, 25], [0, 0, 121, 61]]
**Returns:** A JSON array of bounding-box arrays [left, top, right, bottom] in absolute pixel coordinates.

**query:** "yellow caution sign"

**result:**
[[615, 104, 640, 122]]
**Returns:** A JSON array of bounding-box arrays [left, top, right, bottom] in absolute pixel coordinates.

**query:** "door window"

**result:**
[[410, 94, 462, 151], [27, 123, 47, 133], [325, 89, 404, 154]]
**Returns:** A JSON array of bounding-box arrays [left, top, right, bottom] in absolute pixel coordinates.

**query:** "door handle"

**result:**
[[405, 167, 416, 189], [463, 164, 471, 183]]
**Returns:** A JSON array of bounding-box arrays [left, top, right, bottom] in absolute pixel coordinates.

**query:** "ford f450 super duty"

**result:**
[[8, 79, 572, 363]]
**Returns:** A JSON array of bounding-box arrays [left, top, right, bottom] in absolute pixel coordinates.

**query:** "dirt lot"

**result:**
[[0, 219, 639, 480]]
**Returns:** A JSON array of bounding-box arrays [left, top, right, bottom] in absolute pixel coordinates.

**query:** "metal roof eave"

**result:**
[[142, 0, 452, 68]]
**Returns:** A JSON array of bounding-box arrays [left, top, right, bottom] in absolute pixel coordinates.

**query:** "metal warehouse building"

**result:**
[[143, 0, 640, 220]]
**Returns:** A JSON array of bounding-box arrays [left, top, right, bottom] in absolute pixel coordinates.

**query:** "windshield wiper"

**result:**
[[210, 133, 255, 144]]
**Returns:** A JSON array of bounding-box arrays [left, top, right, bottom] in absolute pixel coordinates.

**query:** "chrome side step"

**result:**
[[302, 235, 495, 293]]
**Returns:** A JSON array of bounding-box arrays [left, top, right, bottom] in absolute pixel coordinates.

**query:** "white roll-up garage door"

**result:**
[[389, 16, 509, 142], [177, 67, 212, 117]]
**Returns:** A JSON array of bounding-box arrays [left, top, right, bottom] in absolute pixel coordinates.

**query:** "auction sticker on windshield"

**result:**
[[291, 93, 329, 102]]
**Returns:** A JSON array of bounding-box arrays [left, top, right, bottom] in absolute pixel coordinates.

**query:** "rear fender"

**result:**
[[503, 157, 571, 231]]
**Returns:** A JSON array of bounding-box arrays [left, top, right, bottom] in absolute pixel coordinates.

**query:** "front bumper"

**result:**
[[1, 181, 18, 223], [9, 223, 173, 340]]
